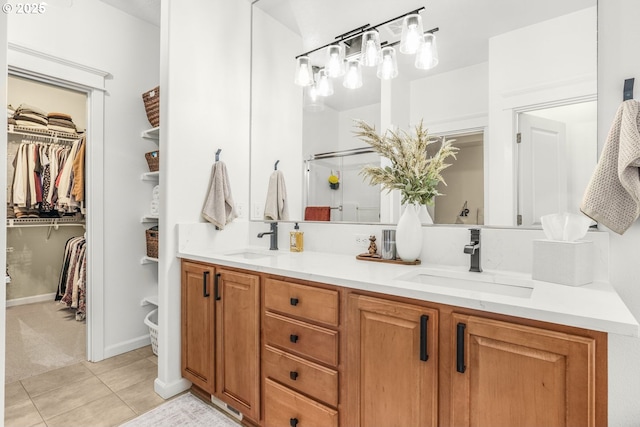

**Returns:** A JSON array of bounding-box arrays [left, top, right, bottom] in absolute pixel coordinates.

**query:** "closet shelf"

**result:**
[[8, 124, 82, 143], [7, 217, 85, 227], [141, 127, 159, 140], [141, 171, 159, 181], [141, 256, 159, 264], [141, 215, 159, 223]]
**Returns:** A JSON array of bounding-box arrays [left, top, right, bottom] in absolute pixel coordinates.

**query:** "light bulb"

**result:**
[[294, 56, 313, 86], [400, 14, 424, 54], [316, 69, 334, 96], [343, 59, 363, 89], [325, 45, 345, 77], [360, 30, 381, 67], [377, 46, 398, 80], [415, 33, 439, 70]]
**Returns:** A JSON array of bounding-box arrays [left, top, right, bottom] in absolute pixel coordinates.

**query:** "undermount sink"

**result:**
[[224, 250, 280, 260], [396, 268, 534, 298]]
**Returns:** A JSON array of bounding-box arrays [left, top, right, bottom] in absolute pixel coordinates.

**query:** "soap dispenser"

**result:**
[[290, 222, 304, 252]]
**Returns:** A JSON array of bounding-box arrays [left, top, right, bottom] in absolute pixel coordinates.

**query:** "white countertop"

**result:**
[[178, 247, 639, 337]]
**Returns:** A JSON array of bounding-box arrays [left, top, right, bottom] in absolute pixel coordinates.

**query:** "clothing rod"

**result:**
[[8, 125, 82, 143], [7, 222, 85, 228]]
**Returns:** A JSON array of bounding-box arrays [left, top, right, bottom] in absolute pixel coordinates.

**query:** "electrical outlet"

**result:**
[[252, 203, 262, 219], [235, 202, 246, 218], [354, 234, 369, 245]]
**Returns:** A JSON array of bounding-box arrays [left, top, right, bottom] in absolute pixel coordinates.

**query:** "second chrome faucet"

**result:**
[[464, 228, 482, 272]]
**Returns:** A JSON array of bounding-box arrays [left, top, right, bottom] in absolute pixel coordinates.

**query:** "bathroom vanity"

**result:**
[[179, 248, 636, 427]]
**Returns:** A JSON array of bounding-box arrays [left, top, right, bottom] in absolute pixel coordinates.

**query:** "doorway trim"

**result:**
[[7, 43, 111, 362]]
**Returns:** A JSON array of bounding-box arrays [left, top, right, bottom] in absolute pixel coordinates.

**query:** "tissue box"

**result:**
[[532, 240, 593, 286]]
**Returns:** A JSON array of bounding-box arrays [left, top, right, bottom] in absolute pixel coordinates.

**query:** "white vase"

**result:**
[[396, 204, 423, 262]]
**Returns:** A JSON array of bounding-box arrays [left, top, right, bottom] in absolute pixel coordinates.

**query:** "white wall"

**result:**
[[338, 103, 380, 150], [7, 1, 160, 358], [487, 7, 597, 225], [157, 0, 252, 397], [598, 1, 640, 424]]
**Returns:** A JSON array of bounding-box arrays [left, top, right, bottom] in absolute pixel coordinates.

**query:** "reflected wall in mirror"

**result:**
[[250, 0, 597, 226]]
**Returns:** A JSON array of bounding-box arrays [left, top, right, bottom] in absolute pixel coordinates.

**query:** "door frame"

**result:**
[[5, 43, 110, 362]]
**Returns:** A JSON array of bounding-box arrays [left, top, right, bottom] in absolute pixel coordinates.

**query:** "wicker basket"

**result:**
[[144, 308, 159, 356], [142, 86, 160, 128], [145, 151, 159, 172], [146, 226, 158, 258]]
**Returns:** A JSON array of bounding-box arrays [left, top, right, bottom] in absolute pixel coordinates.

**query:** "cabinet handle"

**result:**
[[202, 271, 210, 297], [290, 418, 299, 427], [290, 334, 299, 343], [214, 273, 221, 301], [420, 314, 429, 361], [456, 322, 466, 373], [289, 371, 299, 381], [290, 297, 299, 306]]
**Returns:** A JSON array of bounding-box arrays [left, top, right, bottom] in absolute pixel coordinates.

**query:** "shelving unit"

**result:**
[[141, 126, 159, 307]]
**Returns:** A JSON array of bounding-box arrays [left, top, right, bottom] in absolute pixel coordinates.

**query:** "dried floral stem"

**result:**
[[356, 120, 459, 206]]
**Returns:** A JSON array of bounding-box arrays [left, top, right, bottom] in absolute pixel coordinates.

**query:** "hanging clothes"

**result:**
[[56, 235, 87, 321]]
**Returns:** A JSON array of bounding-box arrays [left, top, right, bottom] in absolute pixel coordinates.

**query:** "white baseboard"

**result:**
[[102, 334, 151, 360], [6, 293, 57, 307], [154, 377, 191, 399]]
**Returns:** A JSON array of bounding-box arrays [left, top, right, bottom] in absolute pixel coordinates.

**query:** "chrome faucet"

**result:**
[[463, 228, 482, 272], [258, 222, 278, 250]]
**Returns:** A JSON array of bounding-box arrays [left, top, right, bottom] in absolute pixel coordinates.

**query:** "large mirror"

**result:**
[[250, 0, 597, 227]]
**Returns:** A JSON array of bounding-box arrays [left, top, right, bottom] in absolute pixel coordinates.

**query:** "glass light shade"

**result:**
[[360, 30, 381, 67], [304, 84, 324, 112], [400, 14, 424, 54], [316, 69, 334, 96], [294, 56, 314, 86], [343, 59, 363, 89], [415, 33, 439, 70], [377, 46, 399, 80], [325, 44, 345, 77]]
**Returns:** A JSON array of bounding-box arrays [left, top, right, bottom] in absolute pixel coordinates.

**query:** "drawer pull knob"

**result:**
[[290, 334, 299, 343], [290, 418, 299, 427], [289, 371, 299, 380], [290, 297, 299, 306]]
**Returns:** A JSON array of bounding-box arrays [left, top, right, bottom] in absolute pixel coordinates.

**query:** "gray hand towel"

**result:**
[[264, 170, 289, 220], [202, 161, 237, 229], [581, 100, 640, 234]]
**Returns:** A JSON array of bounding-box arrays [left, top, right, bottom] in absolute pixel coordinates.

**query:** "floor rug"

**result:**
[[119, 393, 240, 427]]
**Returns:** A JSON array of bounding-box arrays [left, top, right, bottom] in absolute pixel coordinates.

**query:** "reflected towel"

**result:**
[[304, 206, 331, 221], [264, 170, 289, 220], [581, 100, 640, 234], [202, 161, 237, 229]]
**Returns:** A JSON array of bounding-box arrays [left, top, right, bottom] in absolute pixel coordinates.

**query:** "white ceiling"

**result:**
[[96, 0, 160, 27]]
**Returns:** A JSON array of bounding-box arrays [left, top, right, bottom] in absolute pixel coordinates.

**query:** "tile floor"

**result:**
[[5, 343, 166, 427]]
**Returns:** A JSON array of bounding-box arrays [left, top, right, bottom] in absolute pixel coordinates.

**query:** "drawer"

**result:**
[[264, 345, 338, 407], [264, 312, 338, 366], [265, 378, 338, 427], [265, 278, 339, 326]]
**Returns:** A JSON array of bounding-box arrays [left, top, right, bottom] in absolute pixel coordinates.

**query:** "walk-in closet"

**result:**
[[5, 75, 88, 384]]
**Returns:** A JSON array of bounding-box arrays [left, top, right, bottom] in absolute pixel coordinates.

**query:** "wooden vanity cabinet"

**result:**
[[181, 261, 216, 394], [263, 277, 341, 427], [181, 261, 261, 423], [345, 294, 439, 427], [450, 313, 600, 427]]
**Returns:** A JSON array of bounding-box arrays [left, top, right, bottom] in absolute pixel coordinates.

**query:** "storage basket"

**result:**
[[145, 151, 159, 172], [142, 86, 160, 128], [144, 308, 159, 356], [146, 226, 158, 258]]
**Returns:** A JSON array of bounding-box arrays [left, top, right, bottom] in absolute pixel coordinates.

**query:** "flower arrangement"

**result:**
[[356, 120, 458, 206]]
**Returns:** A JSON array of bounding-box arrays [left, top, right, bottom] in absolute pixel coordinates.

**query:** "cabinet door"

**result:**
[[451, 314, 596, 427], [346, 295, 439, 427], [215, 268, 260, 422], [181, 261, 215, 394]]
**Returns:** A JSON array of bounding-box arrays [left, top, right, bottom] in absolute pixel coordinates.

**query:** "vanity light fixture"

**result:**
[[361, 30, 382, 67], [294, 7, 439, 91], [316, 69, 334, 96]]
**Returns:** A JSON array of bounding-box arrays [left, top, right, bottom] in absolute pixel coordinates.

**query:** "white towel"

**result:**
[[264, 170, 289, 221], [150, 200, 159, 216], [581, 100, 640, 234], [202, 162, 237, 229]]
